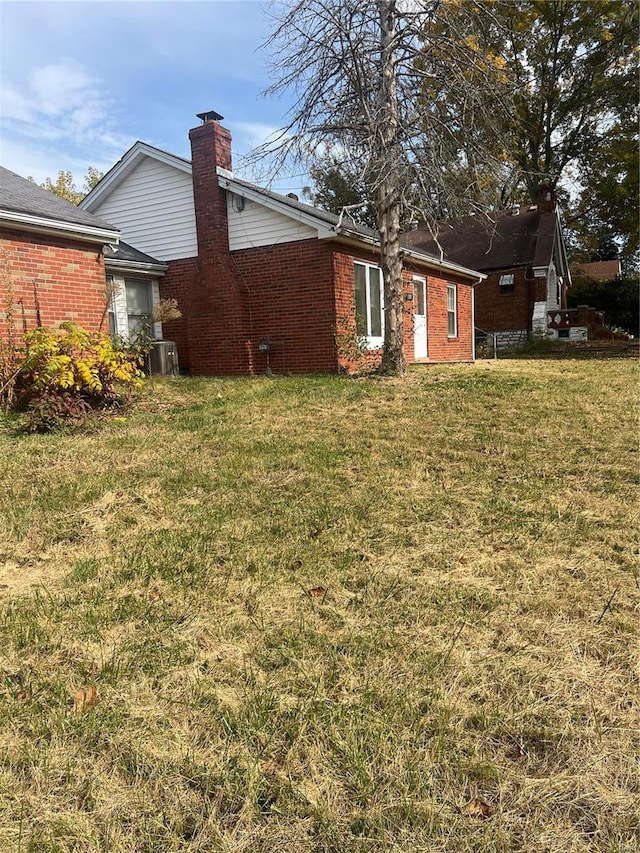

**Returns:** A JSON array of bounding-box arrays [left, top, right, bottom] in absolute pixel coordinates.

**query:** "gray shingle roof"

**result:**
[[0, 166, 118, 232], [103, 241, 164, 266], [404, 208, 558, 272]]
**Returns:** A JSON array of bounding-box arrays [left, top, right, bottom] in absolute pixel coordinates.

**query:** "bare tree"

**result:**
[[257, 0, 507, 375]]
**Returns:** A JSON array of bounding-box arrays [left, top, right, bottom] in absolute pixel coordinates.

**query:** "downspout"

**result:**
[[471, 280, 477, 361]]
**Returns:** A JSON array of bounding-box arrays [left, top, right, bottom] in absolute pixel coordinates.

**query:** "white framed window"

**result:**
[[125, 278, 153, 341], [106, 274, 161, 342], [106, 274, 117, 337], [447, 283, 458, 338], [499, 273, 515, 292], [354, 261, 384, 348]]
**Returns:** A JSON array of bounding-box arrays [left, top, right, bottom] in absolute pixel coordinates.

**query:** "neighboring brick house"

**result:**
[[0, 165, 168, 344], [403, 196, 597, 350], [80, 113, 485, 375]]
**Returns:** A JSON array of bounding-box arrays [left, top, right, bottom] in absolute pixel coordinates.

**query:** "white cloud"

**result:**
[[0, 59, 133, 179], [233, 120, 285, 151]]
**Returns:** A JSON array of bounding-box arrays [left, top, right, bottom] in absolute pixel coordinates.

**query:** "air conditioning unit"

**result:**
[[150, 340, 179, 376]]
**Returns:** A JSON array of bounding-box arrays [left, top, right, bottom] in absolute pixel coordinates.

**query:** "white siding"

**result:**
[[227, 195, 317, 250], [92, 159, 197, 261]]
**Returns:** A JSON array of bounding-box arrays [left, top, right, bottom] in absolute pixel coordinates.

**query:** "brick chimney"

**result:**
[[179, 112, 251, 374], [537, 182, 556, 215], [189, 112, 233, 253]]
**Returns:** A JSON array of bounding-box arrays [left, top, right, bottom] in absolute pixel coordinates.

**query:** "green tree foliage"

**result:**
[[304, 0, 637, 266], [27, 168, 104, 205], [567, 106, 639, 272], [491, 0, 637, 199], [303, 156, 377, 229], [568, 276, 639, 337]]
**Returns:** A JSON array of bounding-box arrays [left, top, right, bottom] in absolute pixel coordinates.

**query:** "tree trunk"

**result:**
[[378, 0, 406, 376]]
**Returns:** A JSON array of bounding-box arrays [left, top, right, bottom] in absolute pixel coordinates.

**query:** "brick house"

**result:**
[[403, 196, 600, 350], [80, 113, 485, 375], [0, 165, 169, 343], [0, 165, 120, 337]]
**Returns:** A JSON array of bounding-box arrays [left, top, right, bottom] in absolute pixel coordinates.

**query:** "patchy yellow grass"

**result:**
[[0, 358, 638, 852]]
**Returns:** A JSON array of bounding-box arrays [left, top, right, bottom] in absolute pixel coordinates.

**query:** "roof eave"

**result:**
[[0, 209, 120, 245], [333, 228, 485, 283], [105, 258, 167, 276], [217, 171, 337, 237], [81, 142, 192, 211]]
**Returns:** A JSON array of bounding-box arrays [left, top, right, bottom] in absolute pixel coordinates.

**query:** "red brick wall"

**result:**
[[159, 239, 338, 376], [231, 239, 337, 374], [161, 119, 475, 375], [334, 247, 474, 370], [159, 257, 197, 372], [0, 227, 108, 339], [474, 267, 546, 334], [159, 237, 475, 374], [424, 274, 473, 362]]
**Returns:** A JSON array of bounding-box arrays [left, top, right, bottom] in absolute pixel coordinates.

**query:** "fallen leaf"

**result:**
[[73, 685, 99, 714], [308, 586, 327, 598], [459, 798, 491, 819], [148, 587, 162, 601]]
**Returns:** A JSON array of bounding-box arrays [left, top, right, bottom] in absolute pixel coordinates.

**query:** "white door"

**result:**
[[413, 277, 427, 359]]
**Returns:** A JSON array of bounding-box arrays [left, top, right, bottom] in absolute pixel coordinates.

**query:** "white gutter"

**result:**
[[334, 227, 486, 284], [472, 285, 476, 361], [0, 209, 119, 245]]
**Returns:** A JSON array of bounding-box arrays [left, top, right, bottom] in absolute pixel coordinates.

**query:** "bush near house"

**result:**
[[0, 322, 143, 432]]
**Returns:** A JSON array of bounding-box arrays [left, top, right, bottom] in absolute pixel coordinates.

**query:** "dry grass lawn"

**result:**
[[0, 357, 638, 852]]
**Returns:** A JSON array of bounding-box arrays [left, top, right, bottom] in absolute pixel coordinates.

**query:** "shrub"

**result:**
[[10, 323, 143, 432]]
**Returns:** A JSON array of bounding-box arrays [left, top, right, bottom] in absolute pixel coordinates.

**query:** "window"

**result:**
[[354, 262, 384, 347], [106, 275, 116, 337], [499, 273, 515, 292], [447, 283, 457, 338], [125, 279, 152, 341]]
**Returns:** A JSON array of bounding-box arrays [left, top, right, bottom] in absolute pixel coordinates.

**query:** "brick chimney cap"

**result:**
[[197, 110, 224, 124]]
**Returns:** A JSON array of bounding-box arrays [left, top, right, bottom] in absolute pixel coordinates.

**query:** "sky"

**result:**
[[0, 0, 305, 195]]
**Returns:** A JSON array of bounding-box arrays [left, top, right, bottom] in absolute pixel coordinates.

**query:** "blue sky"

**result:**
[[0, 0, 304, 194]]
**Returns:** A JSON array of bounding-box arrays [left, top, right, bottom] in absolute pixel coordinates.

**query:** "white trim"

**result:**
[[105, 259, 167, 277], [331, 230, 486, 284], [80, 141, 192, 211], [0, 209, 119, 245], [108, 273, 162, 342], [354, 260, 384, 349], [447, 283, 458, 338], [412, 275, 427, 360], [471, 285, 476, 361]]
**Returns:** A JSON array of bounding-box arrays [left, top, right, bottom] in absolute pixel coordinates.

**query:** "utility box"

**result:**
[[150, 341, 179, 376]]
